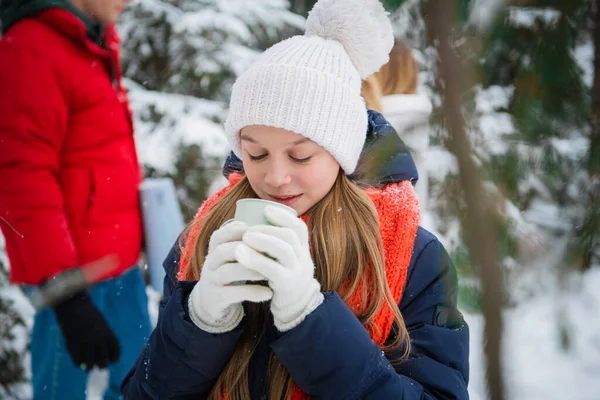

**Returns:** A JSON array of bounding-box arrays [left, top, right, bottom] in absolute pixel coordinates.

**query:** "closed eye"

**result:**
[[290, 155, 311, 163], [249, 153, 267, 161]]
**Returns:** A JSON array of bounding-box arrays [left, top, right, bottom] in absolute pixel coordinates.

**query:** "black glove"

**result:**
[[53, 290, 121, 370]]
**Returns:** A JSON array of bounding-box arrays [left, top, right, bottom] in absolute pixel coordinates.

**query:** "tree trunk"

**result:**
[[427, 1, 506, 399]]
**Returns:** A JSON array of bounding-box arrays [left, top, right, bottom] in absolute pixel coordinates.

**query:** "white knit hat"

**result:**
[[224, 0, 394, 174]]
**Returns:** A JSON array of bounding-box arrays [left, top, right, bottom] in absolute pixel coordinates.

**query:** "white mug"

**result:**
[[223, 198, 297, 227], [224, 198, 297, 286]]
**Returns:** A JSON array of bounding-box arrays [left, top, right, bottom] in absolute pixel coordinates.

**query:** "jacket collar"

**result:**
[[35, 9, 119, 59], [0, 0, 105, 46], [33, 9, 123, 87]]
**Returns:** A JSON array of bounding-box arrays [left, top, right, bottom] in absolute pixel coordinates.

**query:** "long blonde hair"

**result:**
[[182, 171, 410, 399], [361, 40, 419, 113]]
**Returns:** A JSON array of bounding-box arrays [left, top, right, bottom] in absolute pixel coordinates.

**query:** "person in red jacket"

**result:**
[[0, 1, 152, 399]]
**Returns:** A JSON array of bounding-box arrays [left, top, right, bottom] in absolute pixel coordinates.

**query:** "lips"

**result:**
[[268, 194, 302, 206]]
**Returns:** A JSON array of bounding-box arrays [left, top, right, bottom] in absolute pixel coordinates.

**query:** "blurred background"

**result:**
[[1, 0, 599, 399]]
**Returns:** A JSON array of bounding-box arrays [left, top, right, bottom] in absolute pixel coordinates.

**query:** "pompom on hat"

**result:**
[[224, 0, 394, 174]]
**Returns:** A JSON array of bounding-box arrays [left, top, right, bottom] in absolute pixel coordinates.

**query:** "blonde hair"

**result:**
[[182, 172, 410, 399], [361, 40, 419, 113]]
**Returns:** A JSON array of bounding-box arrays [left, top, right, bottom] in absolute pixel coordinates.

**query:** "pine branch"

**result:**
[[579, 0, 600, 269]]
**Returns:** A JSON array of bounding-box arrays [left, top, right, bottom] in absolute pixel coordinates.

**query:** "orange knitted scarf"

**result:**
[[178, 173, 420, 399]]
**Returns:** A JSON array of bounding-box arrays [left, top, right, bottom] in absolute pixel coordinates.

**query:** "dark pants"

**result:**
[[30, 266, 152, 400]]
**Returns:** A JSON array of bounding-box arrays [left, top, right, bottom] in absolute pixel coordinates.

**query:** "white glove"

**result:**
[[188, 221, 273, 334], [236, 206, 324, 332]]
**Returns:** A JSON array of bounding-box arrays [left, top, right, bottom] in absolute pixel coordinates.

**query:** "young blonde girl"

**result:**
[[123, 1, 469, 399]]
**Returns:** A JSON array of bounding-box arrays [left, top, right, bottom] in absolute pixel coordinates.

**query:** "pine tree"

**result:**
[[119, 0, 304, 100], [383, 0, 596, 308], [118, 0, 304, 212], [0, 240, 30, 400], [577, 0, 600, 269], [479, 1, 596, 274]]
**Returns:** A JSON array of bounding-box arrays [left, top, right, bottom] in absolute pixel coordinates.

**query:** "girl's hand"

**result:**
[[236, 206, 324, 332], [188, 221, 272, 333]]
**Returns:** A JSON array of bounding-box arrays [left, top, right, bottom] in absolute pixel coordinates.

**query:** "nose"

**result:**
[[264, 158, 292, 187]]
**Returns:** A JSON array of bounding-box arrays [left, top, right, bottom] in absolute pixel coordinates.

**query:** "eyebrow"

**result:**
[[240, 135, 309, 146]]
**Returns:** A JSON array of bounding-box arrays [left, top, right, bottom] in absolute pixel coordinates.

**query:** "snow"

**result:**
[[466, 267, 600, 400], [0, 286, 33, 399], [523, 199, 571, 234], [423, 145, 458, 182], [550, 135, 590, 160], [0, 234, 33, 400], [469, 0, 511, 30], [126, 79, 230, 173], [477, 113, 513, 155], [475, 86, 513, 114], [118, 0, 304, 101], [575, 42, 594, 89], [174, 0, 305, 43], [507, 7, 561, 28], [208, 174, 230, 196], [473, 85, 516, 157]]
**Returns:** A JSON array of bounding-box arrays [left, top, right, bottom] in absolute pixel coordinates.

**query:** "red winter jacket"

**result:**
[[0, 9, 143, 285]]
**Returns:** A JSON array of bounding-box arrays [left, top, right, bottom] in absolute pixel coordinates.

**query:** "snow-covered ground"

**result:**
[[466, 266, 600, 400]]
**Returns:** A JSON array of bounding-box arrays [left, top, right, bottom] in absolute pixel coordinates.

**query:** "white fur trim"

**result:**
[[380, 93, 433, 116]]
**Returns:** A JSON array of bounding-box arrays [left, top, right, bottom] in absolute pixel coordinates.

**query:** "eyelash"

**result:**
[[249, 154, 267, 161], [248, 154, 311, 163], [291, 155, 312, 163]]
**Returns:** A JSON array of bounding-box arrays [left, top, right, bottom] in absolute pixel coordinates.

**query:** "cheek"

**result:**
[[299, 164, 338, 199], [241, 159, 263, 191]]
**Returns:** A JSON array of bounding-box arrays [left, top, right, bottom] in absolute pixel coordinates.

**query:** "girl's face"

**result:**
[[240, 125, 340, 216]]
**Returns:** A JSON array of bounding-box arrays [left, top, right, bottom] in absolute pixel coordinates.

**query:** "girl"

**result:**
[[122, 0, 469, 399]]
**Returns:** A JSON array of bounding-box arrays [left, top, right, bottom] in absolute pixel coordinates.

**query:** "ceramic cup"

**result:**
[[223, 198, 298, 227], [224, 199, 298, 287]]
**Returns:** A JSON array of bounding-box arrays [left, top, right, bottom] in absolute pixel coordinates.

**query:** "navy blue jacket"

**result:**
[[122, 111, 470, 399]]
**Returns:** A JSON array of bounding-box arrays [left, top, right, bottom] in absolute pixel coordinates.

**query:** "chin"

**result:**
[[105, 12, 121, 24], [292, 201, 311, 216]]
